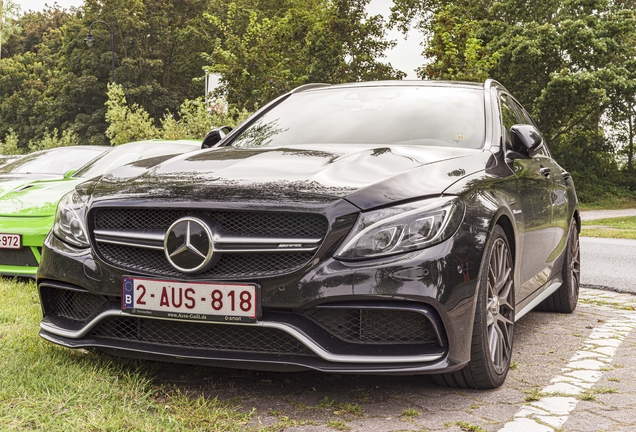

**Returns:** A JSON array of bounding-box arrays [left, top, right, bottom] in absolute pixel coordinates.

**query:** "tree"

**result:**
[[391, 0, 636, 201], [204, 0, 405, 110]]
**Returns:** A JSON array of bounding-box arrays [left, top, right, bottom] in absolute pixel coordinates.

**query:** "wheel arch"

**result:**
[[495, 214, 516, 266]]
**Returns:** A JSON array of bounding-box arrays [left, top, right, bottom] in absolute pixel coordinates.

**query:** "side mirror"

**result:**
[[506, 124, 544, 159], [201, 126, 233, 149], [63, 169, 77, 179]]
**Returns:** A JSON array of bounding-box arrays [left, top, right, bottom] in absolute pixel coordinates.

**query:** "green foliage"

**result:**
[[1, 0, 405, 152], [28, 128, 79, 152], [1, 1, 21, 47], [105, 83, 252, 144], [0, 128, 20, 155], [105, 83, 158, 145], [160, 97, 251, 140], [204, 0, 405, 110], [391, 0, 636, 202]]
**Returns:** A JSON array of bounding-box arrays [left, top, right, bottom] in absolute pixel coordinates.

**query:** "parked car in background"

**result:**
[[0, 155, 24, 167], [0, 146, 106, 181], [37, 81, 580, 389], [0, 140, 201, 277]]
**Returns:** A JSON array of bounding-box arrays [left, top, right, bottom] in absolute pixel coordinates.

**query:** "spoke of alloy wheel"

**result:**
[[495, 267, 512, 292], [497, 318, 512, 359], [493, 325, 505, 367], [486, 306, 495, 326], [489, 325, 498, 363], [498, 280, 513, 309]]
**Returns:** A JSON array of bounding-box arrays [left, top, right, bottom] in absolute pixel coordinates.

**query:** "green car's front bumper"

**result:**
[[0, 215, 53, 277]]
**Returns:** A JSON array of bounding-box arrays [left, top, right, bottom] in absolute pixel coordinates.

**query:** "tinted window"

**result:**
[[231, 86, 486, 149], [0, 146, 106, 174]]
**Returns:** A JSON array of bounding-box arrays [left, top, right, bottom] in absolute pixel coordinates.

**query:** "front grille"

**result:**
[[41, 286, 107, 321], [97, 243, 314, 279], [89, 316, 316, 356], [308, 308, 439, 345], [94, 208, 328, 238], [0, 247, 38, 267], [92, 208, 328, 279]]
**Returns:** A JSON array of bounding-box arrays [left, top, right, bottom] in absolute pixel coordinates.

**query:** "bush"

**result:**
[[28, 128, 79, 152], [0, 129, 21, 155], [105, 83, 252, 145], [105, 83, 158, 145]]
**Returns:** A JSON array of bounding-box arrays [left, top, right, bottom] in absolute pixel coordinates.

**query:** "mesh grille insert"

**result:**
[[42, 287, 107, 322], [0, 248, 38, 267], [94, 208, 328, 238], [89, 316, 316, 356], [308, 308, 439, 345], [97, 243, 314, 279]]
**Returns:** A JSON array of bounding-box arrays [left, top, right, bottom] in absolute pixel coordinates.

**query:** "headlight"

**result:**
[[53, 190, 90, 248], [334, 197, 464, 261]]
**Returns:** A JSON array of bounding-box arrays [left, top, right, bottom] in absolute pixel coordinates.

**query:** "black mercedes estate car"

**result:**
[[37, 80, 580, 389]]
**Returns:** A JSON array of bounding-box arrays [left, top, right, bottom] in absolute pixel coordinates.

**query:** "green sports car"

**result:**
[[0, 140, 201, 277]]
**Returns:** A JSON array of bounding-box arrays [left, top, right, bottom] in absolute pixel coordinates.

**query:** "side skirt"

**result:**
[[515, 281, 562, 321]]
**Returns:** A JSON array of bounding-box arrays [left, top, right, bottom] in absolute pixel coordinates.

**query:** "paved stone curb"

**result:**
[[499, 310, 636, 431]]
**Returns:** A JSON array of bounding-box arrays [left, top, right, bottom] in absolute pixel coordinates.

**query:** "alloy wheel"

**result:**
[[568, 226, 581, 299], [486, 238, 514, 374]]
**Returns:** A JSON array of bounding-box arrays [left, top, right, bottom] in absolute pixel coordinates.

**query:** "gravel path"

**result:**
[[580, 208, 636, 221]]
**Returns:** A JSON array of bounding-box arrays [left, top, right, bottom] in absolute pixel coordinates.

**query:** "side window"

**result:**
[[500, 95, 522, 148]]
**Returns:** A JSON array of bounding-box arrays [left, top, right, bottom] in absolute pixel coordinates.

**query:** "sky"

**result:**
[[14, 0, 424, 78]]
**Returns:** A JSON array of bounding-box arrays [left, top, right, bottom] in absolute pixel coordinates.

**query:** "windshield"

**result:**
[[0, 147, 106, 174], [73, 141, 200, 178], [231, 86, 486, 149]]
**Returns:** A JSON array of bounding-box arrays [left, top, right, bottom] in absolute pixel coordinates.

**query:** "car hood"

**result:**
[[92, 144, 492, 210], [0, 177, 82, 217]]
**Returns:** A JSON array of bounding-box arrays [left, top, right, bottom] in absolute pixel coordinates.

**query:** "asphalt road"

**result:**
[[581, 236, 636, 294]]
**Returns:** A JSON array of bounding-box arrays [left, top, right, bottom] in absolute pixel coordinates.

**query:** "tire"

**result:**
[[434, 225, 515, 389], [536, 219, 580, 313]]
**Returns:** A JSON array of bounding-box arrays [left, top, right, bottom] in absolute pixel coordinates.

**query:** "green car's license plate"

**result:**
[[0, 233, 21, 249]]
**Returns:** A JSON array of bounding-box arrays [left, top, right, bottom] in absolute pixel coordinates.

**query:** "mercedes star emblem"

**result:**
[[164, 217, 214, 273]]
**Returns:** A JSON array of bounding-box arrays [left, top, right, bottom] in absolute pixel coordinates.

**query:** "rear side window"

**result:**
[[231, 86, 486, 149]]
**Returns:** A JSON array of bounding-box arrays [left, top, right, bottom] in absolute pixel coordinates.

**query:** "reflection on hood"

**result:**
[[92, 144, 489, 209]]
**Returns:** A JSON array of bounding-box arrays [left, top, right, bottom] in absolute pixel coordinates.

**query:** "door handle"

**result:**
[[539, 167, 551, 177]]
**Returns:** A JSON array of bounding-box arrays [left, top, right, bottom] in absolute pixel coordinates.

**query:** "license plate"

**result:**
[[122, 277, 258, 323], [0, 233, 21, 249]]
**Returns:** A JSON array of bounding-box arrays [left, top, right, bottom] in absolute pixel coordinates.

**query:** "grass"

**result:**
[[0, 278, 253, 431], [523, 388, 542, 402], [444, 420, 486, 432], [317, 397, 363, 416], [582, 216, 636, 239], [579, 196, 636, 210], [327, 420, 351, 431]]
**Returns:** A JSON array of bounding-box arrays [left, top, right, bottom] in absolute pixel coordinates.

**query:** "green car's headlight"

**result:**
[[53, 190, 90, 248], [334, 197, 464, 261]]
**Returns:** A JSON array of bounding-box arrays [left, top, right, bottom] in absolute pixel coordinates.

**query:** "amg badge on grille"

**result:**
[[164, 217, 215, 273]]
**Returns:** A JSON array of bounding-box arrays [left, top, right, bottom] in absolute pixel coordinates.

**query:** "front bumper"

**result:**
[[37, 217, 488, 374], [0, 216, 52, 277]]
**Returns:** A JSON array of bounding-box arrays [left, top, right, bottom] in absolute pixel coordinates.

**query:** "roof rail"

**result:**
[[485, 78, 508, 93], [290, 83, 331, 94]]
